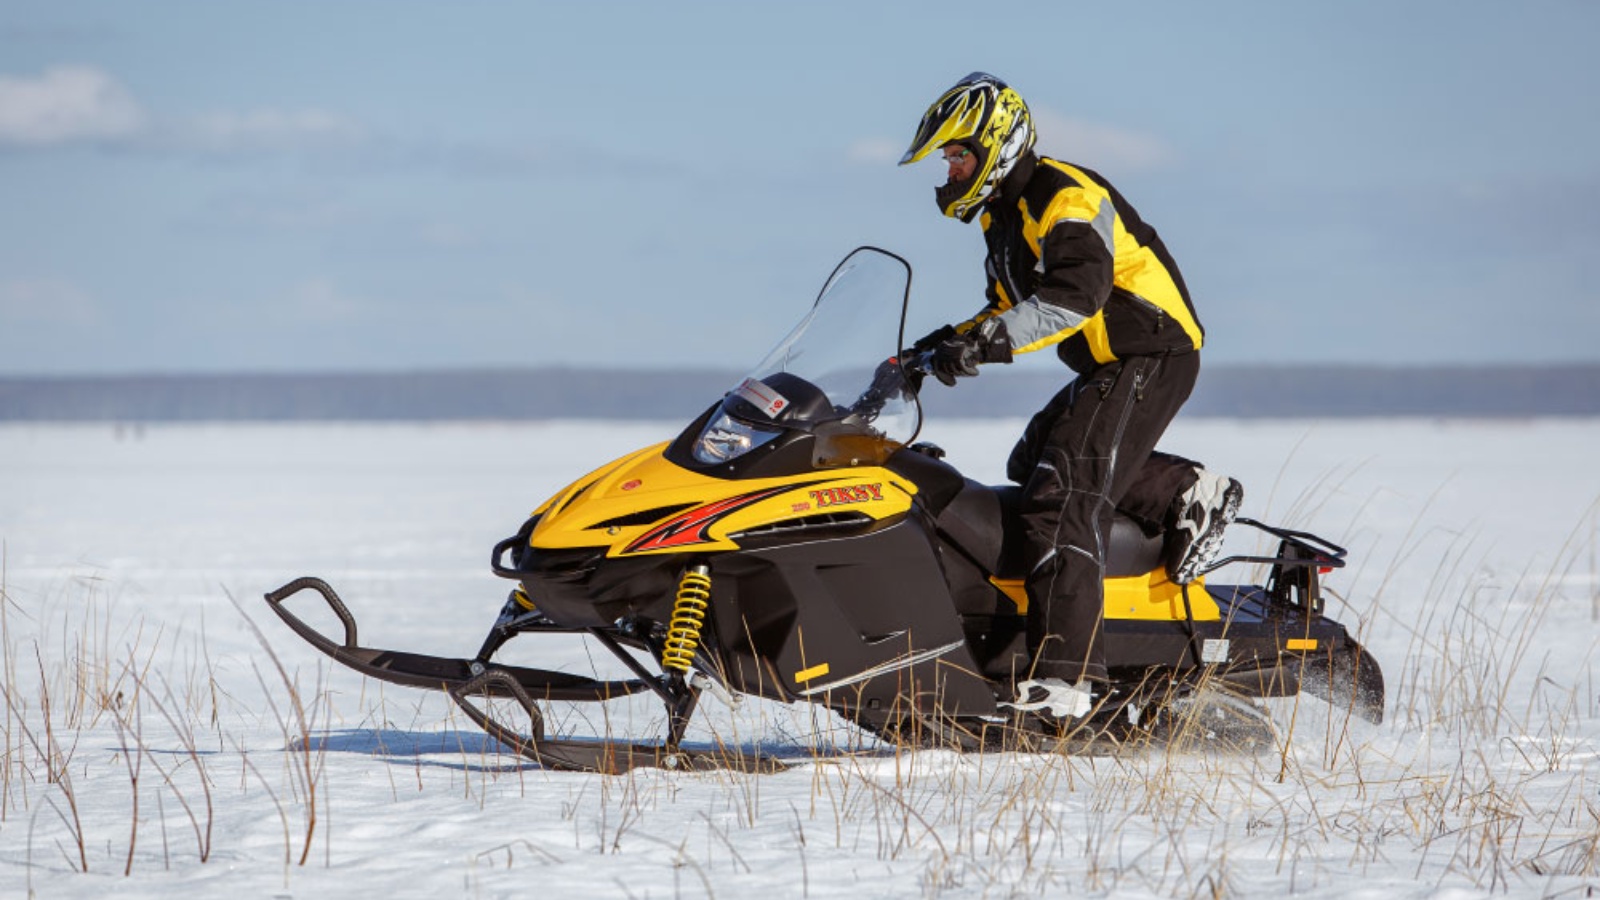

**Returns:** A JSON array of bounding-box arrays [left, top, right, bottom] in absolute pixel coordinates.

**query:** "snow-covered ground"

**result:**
[[2, 418, 1598, 899]]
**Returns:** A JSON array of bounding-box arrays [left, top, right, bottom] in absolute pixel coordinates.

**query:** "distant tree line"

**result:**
[[2, 364, 1598, 422]]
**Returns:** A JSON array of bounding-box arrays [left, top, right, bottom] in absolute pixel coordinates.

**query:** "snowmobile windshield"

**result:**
[[700, 247, 919, 463]]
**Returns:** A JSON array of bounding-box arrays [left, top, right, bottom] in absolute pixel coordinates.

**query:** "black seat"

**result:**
[[934, 481, 1166, 580]]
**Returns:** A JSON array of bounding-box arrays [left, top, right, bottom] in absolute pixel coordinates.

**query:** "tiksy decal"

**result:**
[[808, 483, 884, 507]]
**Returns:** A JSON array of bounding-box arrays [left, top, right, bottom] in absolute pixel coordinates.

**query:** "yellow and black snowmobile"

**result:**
[[265, 247, 1383, 774]]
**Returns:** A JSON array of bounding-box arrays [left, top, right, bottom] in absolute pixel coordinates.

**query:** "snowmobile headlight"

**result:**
[[692, 411, 781, 464]]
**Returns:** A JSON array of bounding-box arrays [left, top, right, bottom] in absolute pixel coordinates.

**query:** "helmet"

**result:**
[[899, 72, 1036, 222]]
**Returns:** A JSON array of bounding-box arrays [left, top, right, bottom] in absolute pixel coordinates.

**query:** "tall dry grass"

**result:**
[[3, 496, 1597, 897]]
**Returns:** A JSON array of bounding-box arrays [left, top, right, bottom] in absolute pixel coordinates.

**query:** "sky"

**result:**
[[1, 0, 1597, 376]]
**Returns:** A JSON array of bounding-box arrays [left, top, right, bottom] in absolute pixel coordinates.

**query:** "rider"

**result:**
[[899, 72, 1242, 719]]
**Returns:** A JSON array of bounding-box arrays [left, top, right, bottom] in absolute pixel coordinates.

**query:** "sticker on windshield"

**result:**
[[735, 378, 789, 418]]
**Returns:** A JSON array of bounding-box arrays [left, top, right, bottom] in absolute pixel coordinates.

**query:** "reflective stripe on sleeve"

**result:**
[[997, 295, 1088, 353]]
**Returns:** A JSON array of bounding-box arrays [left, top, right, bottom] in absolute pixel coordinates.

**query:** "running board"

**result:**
[[264, 576, 649, 702]]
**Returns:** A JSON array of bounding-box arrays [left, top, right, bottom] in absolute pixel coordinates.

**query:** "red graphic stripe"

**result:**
[[623, 485, 797, 554]]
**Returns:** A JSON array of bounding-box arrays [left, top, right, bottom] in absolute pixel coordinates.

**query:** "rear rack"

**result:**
[[1197, 517, 1347, 615]]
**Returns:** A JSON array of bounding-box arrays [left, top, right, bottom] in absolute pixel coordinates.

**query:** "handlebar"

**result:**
[[844, 353, 931, 423], [901, 350, 935, 378]]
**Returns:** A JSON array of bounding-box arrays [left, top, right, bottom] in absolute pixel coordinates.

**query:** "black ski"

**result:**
[[265, 577, 649, 702], [450, 670, 786, 775]]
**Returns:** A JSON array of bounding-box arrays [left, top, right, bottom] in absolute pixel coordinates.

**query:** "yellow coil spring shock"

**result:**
[[661, 564, 712, 673]]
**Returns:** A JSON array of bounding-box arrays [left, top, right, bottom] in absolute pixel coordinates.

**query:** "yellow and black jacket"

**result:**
[[962, 154, 1203, 374]]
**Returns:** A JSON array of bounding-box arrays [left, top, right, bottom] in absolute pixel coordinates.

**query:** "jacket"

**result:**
[[960, 154, 1204, 374]]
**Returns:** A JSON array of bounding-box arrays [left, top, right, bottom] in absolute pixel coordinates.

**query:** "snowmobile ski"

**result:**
[[449, 670, 785, 775], [264, 577, 650, 702]]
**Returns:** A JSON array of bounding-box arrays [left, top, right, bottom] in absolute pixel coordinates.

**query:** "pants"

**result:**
[[1009, 351, 1201, 682]]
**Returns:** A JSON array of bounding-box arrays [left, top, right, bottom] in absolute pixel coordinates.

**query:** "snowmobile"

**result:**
[[265, 246, 1384, 775]]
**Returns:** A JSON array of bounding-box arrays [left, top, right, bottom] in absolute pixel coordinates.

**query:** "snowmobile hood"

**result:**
[[527, 443, 918, 558]]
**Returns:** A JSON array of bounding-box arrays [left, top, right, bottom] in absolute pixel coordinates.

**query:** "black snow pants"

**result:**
[[1006, 351, 1201, 683]]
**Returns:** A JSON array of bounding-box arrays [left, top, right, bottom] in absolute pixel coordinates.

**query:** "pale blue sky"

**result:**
[[2, 1, 1596, 375]]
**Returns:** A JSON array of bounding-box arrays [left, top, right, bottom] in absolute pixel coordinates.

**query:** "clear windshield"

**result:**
[[716, 247, 920, 454]]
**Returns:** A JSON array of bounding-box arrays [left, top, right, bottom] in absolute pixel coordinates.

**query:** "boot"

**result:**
[[1166, 471, 1244, 583]]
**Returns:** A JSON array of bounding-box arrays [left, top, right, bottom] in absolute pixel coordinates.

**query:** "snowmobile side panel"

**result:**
[[707, 516, 999, 717], [979, 570, 1221, 621], [264, 577, 650, 701]]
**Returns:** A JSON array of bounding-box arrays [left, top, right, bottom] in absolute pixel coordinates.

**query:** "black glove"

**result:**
[[930, 338, 981, 386], [906, 324, 956, 355], [930, 319, 1013, 386]]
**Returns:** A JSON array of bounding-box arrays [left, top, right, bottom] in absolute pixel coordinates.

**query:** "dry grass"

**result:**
[[3, 499, 1598, 897], [0, 572, 335, 887]]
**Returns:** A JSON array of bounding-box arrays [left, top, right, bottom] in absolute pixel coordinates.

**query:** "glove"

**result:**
[[906, 324, 956, 355], [930, 318, 1013, 386], [930, 337, 981, 386]]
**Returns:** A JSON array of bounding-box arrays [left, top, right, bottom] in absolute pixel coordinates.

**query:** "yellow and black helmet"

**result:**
[[899, 72, 1036, 222]]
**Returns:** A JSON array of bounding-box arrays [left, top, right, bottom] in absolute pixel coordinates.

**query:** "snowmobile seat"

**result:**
[[934, 481, 1166, 581]]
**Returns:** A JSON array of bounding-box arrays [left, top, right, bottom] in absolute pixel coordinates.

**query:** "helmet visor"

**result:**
[[898, 79, 990, 166]]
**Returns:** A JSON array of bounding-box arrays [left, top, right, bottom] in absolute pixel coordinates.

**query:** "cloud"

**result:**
[[0, 65, 146, 147], [1029, 106, 1176, 171], [0, 64, 366, 157], [0, 277, 102, 325]]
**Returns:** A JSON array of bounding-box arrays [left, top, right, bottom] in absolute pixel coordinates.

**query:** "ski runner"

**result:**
[[899, 72, 1243, 719]]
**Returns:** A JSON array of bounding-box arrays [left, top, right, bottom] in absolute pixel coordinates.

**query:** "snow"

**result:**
[[2, 417, 1598, 899]]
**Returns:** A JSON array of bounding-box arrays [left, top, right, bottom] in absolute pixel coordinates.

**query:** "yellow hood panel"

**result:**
[[528, 445, 918, 557]]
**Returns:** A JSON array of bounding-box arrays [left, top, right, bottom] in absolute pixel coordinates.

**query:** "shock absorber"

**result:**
[[661, 564, 712, 673]]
